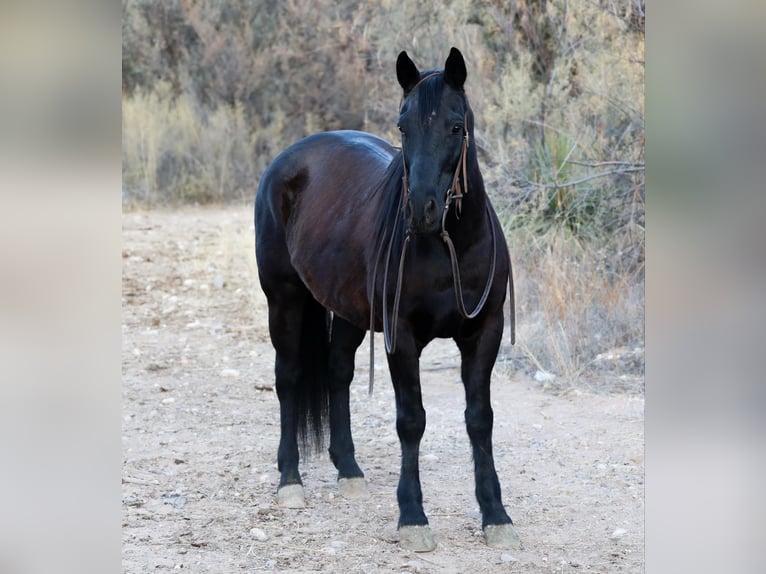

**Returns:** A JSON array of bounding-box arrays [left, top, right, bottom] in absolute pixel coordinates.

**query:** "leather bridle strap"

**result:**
[[382, 230, 411, 355], [441, 203, 497, 320], [447, 120, 470, 217]]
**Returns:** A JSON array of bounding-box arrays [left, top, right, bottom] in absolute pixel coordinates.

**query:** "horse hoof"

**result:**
[[484, 523, 521, 550], [338, 477, 369, 499], [399, 525, 436, 552], [277, 484, 305, 508]]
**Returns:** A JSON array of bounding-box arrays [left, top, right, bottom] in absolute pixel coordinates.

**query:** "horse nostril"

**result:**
[[424, 198, 438, 224]]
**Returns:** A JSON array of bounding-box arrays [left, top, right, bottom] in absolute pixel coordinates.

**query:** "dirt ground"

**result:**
[[122, 206, 644, 573]]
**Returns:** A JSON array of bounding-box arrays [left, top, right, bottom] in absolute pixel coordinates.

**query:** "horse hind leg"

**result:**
[[326, 317, 369, 499], [265, 283, 331, 508]]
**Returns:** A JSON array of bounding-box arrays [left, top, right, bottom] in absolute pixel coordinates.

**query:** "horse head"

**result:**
[[396, 47, 473, 235]]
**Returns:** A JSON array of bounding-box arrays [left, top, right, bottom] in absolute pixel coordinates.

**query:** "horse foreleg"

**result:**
[[327, 318, 368, 498], [386, 338, 435, 552], [457, 317, 521, 550]]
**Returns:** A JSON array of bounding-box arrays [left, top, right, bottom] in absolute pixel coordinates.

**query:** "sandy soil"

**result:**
[[122, 206, 644, 573]]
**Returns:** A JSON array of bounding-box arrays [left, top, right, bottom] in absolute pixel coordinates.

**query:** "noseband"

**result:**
[[368, 74, 507, 394]]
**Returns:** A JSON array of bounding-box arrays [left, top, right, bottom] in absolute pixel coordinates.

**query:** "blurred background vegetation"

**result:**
[[122, 0, 644, 386]]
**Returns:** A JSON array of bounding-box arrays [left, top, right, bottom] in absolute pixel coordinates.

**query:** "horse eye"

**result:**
[[452, 123, 463, 135], [398, 125, 405, 135]]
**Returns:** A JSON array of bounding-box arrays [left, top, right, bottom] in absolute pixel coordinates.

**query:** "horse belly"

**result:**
[[290, 234, 371, 329]]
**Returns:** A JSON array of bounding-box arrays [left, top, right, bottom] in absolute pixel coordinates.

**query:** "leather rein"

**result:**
[[368, 84, 515, 394]]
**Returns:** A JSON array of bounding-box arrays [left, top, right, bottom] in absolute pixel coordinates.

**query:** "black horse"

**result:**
[[254, 47, 519, 551]]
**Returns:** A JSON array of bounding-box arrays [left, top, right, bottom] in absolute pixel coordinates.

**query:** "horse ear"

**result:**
[[397, 51, 421, 94], [444, 47, 467, 91]]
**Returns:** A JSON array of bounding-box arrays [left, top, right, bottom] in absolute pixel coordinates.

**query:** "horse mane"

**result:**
[[410, 68, 447, 126], [370, 150, 405, 271]]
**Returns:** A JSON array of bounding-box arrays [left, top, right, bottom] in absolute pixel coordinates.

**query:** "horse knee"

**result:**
[[397, 408, 426, 442], [465, 404, 493, 440]]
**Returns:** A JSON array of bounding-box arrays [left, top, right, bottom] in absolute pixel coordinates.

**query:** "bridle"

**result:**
[[368, 74, 515, 394], [380, 116, 497, 343]]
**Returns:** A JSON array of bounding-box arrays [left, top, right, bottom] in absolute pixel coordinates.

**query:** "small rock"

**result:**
[[330, 540, 348, 549], [161, 493, 186, 509], [534, 370, 556, 382], [610, 527, 627, 540], [423, 453, 439, 462], [500, 553, 518, 563], [123, 496, 142, 507], [220, 368, 240, 378], [212, 275, 225, 289], [250, 527, 268, 541]]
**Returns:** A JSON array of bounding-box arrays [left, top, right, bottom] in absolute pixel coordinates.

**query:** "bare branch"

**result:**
[[568, 160, 645, 168], [530, 166, 645, 190]]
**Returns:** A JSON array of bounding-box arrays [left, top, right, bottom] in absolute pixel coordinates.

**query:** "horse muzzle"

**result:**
[[404, 195, 442, 235]]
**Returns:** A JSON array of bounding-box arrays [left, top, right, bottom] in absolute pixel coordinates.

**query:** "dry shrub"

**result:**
[[122, 83, 260, 205], [510, 224, 643, 383]]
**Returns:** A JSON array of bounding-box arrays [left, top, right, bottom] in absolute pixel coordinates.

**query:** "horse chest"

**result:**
[[400, 279, 476, 338]]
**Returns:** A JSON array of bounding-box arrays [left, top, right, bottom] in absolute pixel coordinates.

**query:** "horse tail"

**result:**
[[295, 296, 332, 456]]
